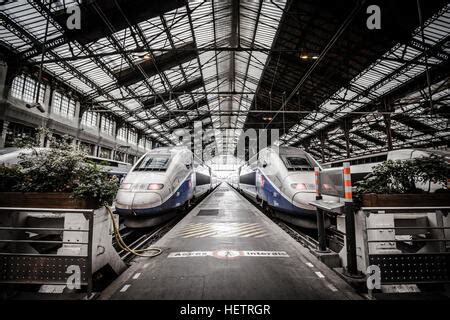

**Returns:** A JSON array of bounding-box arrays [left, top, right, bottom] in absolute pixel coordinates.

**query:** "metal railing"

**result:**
[[362, 206, 450, 284], [0, 207, 94, 295]]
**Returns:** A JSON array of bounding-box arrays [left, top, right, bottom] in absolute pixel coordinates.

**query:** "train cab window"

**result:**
[[134, 155, 170, 171], [283, 157, 313, 171]]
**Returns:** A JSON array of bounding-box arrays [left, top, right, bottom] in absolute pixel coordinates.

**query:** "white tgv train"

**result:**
[[235, 146, 336, 229], [115, 146, 218, 227]]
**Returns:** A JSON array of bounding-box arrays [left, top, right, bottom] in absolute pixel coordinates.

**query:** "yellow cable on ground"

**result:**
[[105, 205, 162, 258]]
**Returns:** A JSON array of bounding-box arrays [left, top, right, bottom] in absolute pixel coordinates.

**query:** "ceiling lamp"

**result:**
[[299, 53, 319, 61], [143, 52, 152, 61], [263, 117, 273, 121]]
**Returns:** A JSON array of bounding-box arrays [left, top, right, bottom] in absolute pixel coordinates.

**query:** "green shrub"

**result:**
[[17, 147, 86, 193], [353, 155, 449, 206], [72, 163, 119, 205], [0, 165, 23, 192], [0, 127, 119, 205]]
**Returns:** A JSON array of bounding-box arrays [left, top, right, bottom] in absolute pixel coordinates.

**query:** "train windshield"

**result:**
[[283, 156, 314, 171], [133, 155, 171, 171]]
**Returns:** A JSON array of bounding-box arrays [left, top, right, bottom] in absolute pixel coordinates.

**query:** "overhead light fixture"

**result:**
[[143, 52, 152, 61], [263, 117, 273, 121], [300, 54, 319, 60]]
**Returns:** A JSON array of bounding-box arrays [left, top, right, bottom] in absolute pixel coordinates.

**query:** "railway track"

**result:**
[[118, 216, 181, 262], [276, 220, 320, 249], [114, 187, 219, 263], [235, 185, 345, 253]]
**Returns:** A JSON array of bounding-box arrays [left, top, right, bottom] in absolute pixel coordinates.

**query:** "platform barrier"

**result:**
[[311, 163, 450, 287], [310, 163, 361, 277], [360, 206, 450, 285], [0, 207, 94, 295]]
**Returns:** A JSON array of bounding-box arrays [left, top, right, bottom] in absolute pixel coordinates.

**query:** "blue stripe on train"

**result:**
[[256, 170, 316, 219], [116, 176, 194, 217]]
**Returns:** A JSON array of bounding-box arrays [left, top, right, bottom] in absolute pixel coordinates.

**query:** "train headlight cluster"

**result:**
[[147, 183, 164, 190]]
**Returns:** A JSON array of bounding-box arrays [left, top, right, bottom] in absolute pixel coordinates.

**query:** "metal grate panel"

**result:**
[[369, 253, 450, 284], [0, 254, 89, 285]]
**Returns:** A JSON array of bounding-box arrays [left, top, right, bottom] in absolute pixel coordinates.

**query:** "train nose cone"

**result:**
[[115, 191, 133, 210], [115, 191, 162, 210], [292, 192, 316, 211], [131, 192, 162, 209]]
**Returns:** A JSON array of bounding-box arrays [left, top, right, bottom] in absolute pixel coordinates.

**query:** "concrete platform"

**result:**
[[100, 184, 362, 300]]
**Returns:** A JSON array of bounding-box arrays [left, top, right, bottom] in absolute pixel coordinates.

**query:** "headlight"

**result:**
[[120, 183, 132, 190], [148, 183, 164, 190], [291, 183, 307, 190]]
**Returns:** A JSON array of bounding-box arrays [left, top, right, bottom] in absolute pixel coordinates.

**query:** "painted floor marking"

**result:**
[[327, 283, 338, 292], [120, 284, 131, 292], [168, 250, 289, 259], [241, 230, 267, 237], [305, 262, 314, 268], [315, 271, 325, 279], [132, 273, 141, 280], [175, 222, 268, 238]]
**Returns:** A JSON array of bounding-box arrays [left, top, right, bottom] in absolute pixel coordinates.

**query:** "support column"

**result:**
[[0, 61, 8, 100], [39, 128, 46, 147], [0, 60, 19, 100], [342, 119, 352, 158], [148, 139, 153, 150], [0, 120, 10, 148], [43, 85, 51, 116], [303, 139, 310, 153], [381, 98, 394, 151], [343, 162, 361, 277], [382, 113, 393, 151], [319, 132, 326, 163], [344, 201, 358, 275], [45, 132, 53, 147]]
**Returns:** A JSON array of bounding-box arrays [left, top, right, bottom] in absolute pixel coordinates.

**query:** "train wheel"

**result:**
[[261, 200, 268, 211], [257, 197, 264, 207], [262, 202, 273, 216], [185, 199, 192, 211]]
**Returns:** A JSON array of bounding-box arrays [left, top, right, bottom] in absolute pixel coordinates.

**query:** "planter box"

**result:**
[[0, 192, 100, 209], [361, 193, 450, 207]]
